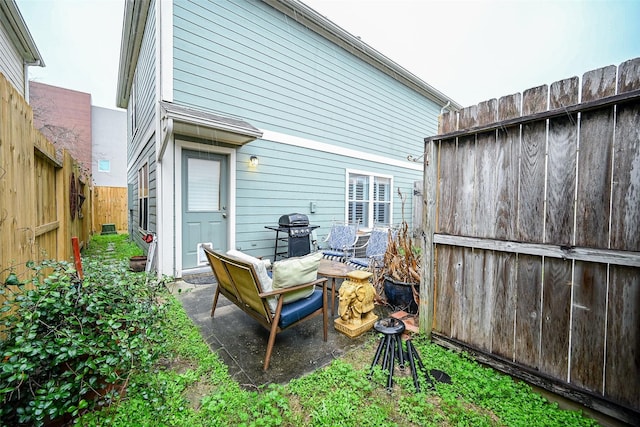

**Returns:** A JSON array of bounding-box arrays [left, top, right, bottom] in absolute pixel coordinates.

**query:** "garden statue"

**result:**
[[334, 270, 378, 337]]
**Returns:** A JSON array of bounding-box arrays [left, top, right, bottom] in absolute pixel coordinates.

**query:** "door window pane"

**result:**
[[188, 158, 220, 211]]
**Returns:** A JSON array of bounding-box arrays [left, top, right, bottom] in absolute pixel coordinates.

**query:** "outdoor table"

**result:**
[[318, 259, 355, 316]]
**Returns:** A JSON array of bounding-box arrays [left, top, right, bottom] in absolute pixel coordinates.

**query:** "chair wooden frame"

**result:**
[[203, 248, 328, 371]]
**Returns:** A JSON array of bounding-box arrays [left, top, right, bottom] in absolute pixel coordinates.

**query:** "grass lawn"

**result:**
[[77, 235, 599, 426]]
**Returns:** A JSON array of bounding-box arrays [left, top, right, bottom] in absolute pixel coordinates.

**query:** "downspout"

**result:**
[[440, 101, 451, 115], [158, 116, 173, 163], [23, 59, 43, 100]]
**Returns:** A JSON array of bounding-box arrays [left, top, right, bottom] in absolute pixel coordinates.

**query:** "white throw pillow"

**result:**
[[272, 251, 323, 304], [226, 249, 276, 312]]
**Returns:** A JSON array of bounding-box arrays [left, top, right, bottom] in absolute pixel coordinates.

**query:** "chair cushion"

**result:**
[[322, 250, 345, 262], [326, 223, 357, 250], [272, 251, 323, 304], [226, 249, 276, 312], [366, 229, 389, 258], [279, 288, 323, 329], [347, 257, 369, 270]]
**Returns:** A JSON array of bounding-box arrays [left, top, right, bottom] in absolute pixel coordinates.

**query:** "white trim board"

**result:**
[[260, 129, 423, 172]]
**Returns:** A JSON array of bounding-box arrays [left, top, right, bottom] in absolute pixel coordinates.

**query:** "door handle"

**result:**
[[222, 213, 227, 218]]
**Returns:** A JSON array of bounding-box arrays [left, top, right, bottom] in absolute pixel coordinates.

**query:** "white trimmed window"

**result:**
[[347, 171, 392, 228], [137, 162, 148, 231]]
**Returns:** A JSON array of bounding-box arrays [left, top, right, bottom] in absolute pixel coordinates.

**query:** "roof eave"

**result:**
[[1, 0, 44, 66], [116, 0, 150, 108], [264, 0, 461, 111]]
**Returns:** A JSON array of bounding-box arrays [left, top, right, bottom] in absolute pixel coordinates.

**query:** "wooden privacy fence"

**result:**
[[0, 73, 92, 287], [422, 58, 639, 424], [92, 186, 128, 233]]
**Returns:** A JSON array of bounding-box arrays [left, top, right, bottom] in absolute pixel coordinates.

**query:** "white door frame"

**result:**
[[174, 139, 236, 276]]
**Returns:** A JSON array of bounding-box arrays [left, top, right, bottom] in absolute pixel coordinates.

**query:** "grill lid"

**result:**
[[278, 213, 309, 227]]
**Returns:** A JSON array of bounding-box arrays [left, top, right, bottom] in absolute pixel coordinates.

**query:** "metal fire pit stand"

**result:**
[[368, 318, 435, 393]]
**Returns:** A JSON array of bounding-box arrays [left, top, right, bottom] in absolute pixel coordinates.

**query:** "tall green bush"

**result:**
[[0, 259, 169, 426]]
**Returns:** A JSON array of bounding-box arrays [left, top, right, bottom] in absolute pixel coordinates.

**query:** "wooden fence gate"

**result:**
[[422, 58, 639, 424]]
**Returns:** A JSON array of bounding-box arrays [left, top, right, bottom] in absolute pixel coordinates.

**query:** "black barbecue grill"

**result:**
[[265, 214, 319, 260]]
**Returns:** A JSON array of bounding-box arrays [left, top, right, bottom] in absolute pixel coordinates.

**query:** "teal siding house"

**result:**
[[116, 0, 460, 278]]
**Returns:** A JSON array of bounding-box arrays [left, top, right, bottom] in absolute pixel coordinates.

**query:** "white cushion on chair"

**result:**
[[226, 249, 276, 312]]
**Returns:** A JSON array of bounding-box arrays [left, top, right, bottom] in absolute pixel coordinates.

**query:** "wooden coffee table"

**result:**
[[318, 259, 355, 316]]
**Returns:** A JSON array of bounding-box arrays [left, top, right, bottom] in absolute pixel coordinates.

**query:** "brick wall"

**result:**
[[30, 81, 92, 175]]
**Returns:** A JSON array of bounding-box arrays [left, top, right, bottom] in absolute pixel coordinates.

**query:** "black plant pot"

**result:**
[[383, 276, 418, 314]]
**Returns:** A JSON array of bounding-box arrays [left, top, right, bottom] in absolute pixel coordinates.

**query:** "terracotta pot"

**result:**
[[129, 256, 147, 272], [383, 276, 418, 314]]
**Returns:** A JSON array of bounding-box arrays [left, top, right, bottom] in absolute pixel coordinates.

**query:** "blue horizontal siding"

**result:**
[[172, 0, 441, 163], [232, 138, 419, 259]]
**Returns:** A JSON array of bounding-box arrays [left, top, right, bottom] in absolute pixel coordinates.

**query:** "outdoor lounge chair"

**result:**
[[321, 221, 359, 262], [203, 248, 328, 371], [347, 227, 389, 271]]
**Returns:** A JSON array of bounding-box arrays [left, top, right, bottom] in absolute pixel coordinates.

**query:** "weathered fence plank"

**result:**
[[436, 139, 456, 233], [495, 93, 520, 241], [611, 100, 640, 252], [576, 66, 616, 248], [605, 265, 640, 411], [477, 249, 495, 353], [474, 100, 497, 238], [545, 78, 578, 246], [440, 109, 457, 134], [571, 262, 607, 393], [455, 136, 475, 236], [540, 257, 572, 380], [433, 234, 640, 267], [449, 247, 467, 342], [610, 58, 640, 252], [434, 245, 454, 336], [518, 85, 547, 242], [490, 252, 517, 360], [515, 254, 542, 370]]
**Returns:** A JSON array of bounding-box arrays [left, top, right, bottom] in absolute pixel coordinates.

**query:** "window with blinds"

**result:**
[[348, 172, 391, 227]]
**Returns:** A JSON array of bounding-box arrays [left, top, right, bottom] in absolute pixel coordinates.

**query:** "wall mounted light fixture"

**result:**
[[249, 155, 259, 167]]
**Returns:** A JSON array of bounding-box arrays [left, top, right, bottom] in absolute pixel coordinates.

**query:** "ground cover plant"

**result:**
[[0, 236, 166, 425], [3, 235, 599, 426]]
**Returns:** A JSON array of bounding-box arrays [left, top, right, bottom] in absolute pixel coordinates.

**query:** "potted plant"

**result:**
[[372, 190, 421, 314]]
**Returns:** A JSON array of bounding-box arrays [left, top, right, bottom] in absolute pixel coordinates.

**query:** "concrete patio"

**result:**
[[173, 274, 393, 388]]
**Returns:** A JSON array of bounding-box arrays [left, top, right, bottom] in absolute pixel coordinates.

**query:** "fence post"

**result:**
[[420, 138, 436, 337]]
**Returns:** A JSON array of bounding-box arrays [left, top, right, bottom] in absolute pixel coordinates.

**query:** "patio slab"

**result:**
[[175, 276, 390, 388]]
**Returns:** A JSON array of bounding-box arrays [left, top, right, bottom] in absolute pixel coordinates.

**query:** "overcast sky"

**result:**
[[16, 0, 640, 110]]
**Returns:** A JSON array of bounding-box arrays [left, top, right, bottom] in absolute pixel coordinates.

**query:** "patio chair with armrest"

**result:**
[[347, 227, 390, 271], [204, 248, 328, 371], [321, 221, 359, 262]]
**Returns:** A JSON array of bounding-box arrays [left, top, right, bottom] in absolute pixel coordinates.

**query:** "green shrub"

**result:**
[[0, 259, 170, 426]]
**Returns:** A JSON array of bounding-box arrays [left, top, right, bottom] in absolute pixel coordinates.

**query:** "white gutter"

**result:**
[[1, 0, 44, 66]]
